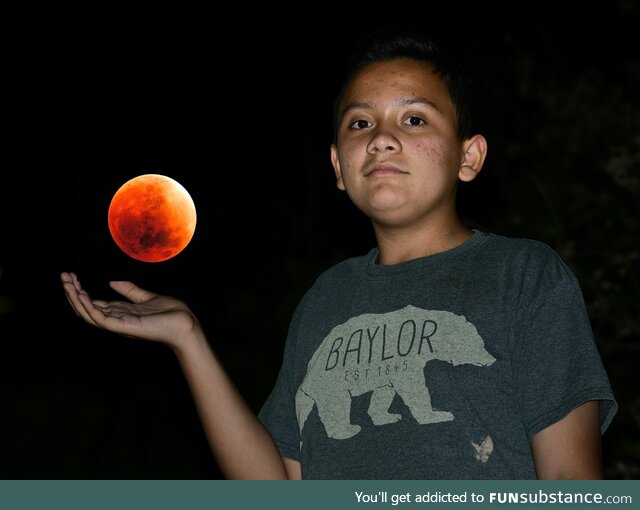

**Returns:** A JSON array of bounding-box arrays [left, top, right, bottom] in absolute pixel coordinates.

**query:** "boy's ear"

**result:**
[[459, 134, 488, 182], [330, 144, 346, 191]]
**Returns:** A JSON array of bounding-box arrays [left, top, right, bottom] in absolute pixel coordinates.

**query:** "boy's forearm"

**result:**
[[173, 331, 289, 479], [531, 401, 603, 479]]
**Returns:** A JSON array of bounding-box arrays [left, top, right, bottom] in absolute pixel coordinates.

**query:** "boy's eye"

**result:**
[[404, 116, 426, 126], [349, 119, 372, 130]]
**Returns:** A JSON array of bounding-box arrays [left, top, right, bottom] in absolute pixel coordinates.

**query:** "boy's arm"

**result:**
[[61, 273, 294, 479], [283, 458, 302, 479], [174, 330, 298, 479], [531, 400, 603, 479]]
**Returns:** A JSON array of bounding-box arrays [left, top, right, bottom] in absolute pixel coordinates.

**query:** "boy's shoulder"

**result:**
[[481, 231, 567, 264], [314, 248, 375, 283], [482, 230, 560, 255], [291, 249, 374, 314], [477, 231, 579, 287]]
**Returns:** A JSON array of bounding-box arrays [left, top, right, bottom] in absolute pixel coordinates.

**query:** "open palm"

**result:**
[[61, 272, 199, 348]]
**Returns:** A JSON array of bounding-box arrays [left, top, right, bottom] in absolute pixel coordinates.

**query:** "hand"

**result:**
[[61, 272, 200, 349]]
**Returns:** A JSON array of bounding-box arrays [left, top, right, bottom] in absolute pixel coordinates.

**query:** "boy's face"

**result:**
[[331, 58, 477, 229]]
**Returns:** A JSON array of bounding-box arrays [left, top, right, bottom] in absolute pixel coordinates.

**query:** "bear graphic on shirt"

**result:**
[[295, 305, 496, 439]]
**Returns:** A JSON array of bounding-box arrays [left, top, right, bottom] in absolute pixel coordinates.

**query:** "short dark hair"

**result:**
[[333, 28, 473, 142]]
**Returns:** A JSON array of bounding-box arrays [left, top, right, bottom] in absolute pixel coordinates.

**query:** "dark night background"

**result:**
[[1, 1, 638, 479]]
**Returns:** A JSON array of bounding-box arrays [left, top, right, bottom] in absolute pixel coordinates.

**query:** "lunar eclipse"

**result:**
[[108, 174, 197, 262]]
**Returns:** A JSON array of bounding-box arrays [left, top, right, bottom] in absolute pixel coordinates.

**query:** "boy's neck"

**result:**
[[372, 219, 473, 266]]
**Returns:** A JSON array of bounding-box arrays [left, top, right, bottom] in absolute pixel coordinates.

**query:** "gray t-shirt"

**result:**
[[258, 230, 617, 479]]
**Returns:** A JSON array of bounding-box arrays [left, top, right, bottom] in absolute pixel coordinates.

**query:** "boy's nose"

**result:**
[[366, 130, 400, 154]]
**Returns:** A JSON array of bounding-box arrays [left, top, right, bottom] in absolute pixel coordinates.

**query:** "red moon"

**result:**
[[108, 174, 197, 262]]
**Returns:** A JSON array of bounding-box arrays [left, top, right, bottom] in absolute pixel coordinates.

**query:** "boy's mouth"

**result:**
[[365, 164, 407, 177]]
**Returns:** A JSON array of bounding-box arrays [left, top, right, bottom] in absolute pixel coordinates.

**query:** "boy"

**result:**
[[61, 30, 617, 479]]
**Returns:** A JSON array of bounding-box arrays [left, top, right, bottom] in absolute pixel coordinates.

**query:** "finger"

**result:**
[[61, 282, 81, 317], [109, 281, 157, 304], [61, 273, 82, 314], [61, 272, 80, 294], [71, 272, 84, 294], [62, 279, 99, 327], [61, 273, 80, 316]]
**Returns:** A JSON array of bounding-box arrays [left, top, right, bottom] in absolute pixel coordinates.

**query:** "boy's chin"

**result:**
[[361, 196, 410, 218], [367, 207, 416, 228]]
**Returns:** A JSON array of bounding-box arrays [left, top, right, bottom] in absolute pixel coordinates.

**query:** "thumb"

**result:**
[[109, 281, 157, 304]]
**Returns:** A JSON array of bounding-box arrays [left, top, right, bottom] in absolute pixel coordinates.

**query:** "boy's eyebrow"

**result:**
[[340, 101, 373, 118], [400, 96, 442, 113], [340, 96, 442, 120]]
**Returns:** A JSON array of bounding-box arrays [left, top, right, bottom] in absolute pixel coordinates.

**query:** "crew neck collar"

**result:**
[[364, 229, 489, 279]]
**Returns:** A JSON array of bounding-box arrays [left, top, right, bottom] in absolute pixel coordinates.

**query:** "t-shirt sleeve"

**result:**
[[257, 301, 306, 462], [513, 244, 618, 441]]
